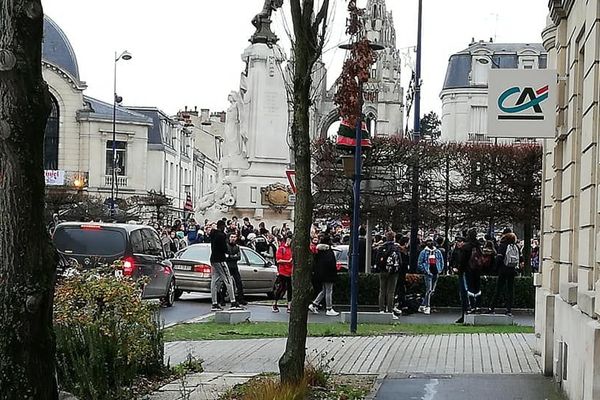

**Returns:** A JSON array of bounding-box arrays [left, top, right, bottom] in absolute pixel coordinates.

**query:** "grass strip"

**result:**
[[164, 321, 534, 341]]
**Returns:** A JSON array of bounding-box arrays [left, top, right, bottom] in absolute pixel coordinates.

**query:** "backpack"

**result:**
[[469, 246, 487, 271], [375, 243, 399, 273], [504, 244, 520, 268]]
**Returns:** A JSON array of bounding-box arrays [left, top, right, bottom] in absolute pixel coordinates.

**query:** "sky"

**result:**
[[42, 0, 549, 118]]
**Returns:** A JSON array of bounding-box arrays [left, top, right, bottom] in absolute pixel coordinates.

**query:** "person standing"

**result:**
[[374, 231, 401, 317], [393, 235, 410, 316], [418, 238, 444, 315], [450, 236, 469, 323], [308, 235, 339, 316], [241, 217, 254, 245], [273, 233, 294, 313], [210, 220, 241, 311], [358, 227, 367, 273], [490, 228, 520, 316], [186, 218, 202, 245], [226, 232, 247, 306]]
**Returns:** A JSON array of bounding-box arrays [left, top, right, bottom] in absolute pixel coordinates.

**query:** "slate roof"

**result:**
[[79, 96, 153, 125], [126, 107, 169, 145], [43, 16, 80, 81], [442, 42, 547, 91]]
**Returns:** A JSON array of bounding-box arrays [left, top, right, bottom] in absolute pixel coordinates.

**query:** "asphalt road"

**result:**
[[375, 374, 566, 400]]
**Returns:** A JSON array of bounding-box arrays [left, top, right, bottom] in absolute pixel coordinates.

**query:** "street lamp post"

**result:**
[[339, 41, 383, 334], [409, 0, 423, 271], [110, 50, 132, 219]]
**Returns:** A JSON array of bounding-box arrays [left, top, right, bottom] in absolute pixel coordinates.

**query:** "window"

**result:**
[[242, 248, 266, 266], [53, 227, 126, 256], [141, 229, 163, 256], [130, 230, 144, 253], [164, 161, 169, 189], [170, 162, 175, 190], [471, 55, 489, 85], [105, 141, 127, 176], [469, 106, 487, 138], [43, 95, 59, 170]]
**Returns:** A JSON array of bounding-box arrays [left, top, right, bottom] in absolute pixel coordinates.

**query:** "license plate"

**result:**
[[173, 265, 192, 271]]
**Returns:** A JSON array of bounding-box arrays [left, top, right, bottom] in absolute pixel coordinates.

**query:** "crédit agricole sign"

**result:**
[[488, 69, 557, 138]]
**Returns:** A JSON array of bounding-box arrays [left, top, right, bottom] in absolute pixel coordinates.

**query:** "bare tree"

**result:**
[[0, 0, 58, 397], [279, 0, 330, 385]]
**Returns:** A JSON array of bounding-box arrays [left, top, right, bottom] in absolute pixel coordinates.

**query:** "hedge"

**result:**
[[332, 273, 534, 309]]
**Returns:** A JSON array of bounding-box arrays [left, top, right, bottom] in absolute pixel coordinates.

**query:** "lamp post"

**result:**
[[409, 0, 423, 271], [339, 41, 383, 334], [110, 50, 133, 218]]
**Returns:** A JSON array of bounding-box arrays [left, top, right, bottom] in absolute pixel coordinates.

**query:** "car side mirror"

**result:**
[[265, 261, 273, 267]]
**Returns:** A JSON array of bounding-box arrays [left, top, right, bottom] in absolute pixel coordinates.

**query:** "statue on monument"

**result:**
[[224, 91, 246, 159], [250, 0, 284, 44]]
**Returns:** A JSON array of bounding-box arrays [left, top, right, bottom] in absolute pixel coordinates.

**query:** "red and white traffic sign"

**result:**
[[286, 170, 297, 194]]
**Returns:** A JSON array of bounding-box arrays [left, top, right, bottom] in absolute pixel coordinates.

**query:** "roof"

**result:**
[[126, 107, 171, 145], [43, 16, 80, 81], [442, 41, 547, 91], [78, 96, 153, 125], [55, 222, 153, 233]]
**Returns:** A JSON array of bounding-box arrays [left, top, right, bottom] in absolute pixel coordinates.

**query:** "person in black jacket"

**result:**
[[210, 220, 240, 311], [490, 228, 520, 316], [358, 227, 367, 273], [226, 232, 246, 306], [450, 236, 468, 323], [393, 235, 410, 315], [460, 228, 484, 313], [308, 235, 339, 316]]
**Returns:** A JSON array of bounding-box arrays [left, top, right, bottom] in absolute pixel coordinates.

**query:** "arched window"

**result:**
[[43, 95, 59, 170]]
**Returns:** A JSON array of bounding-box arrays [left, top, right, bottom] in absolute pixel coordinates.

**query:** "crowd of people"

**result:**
[[157, 215, 530, 323]]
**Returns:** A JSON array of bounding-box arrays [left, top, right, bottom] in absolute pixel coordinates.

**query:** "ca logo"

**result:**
[[497, 85, 549, 120]]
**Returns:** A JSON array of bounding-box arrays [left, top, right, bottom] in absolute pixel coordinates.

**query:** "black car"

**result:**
[[52, 222, 176, 306]]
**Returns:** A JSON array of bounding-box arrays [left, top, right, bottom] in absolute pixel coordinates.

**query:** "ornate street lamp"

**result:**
[[110, 50, 133, 218]]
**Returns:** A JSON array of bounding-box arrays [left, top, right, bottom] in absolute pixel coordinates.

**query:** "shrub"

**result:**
[[333, 273, 534, 309], [54, 267, 164, 399]]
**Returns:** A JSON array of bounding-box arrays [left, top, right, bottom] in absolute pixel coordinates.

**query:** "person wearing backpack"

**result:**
[[417, 238, 444, 315], [461, 229, 488, 313], [375, 231, 401, 317], [489, 228, 520, 316]]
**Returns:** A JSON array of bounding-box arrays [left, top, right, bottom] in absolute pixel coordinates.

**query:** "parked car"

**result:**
[[333, 244, 349, 271], [52, 222, 176, 306], [169, 243, 278, 299]]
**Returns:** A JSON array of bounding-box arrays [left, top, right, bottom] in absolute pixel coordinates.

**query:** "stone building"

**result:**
[[535, 2, 600, 399], [312, 0, 403, 139], [440, 40, 547, 142]]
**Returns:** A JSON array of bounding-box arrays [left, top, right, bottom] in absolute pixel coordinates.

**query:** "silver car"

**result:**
[[170, 243, 278, 299]]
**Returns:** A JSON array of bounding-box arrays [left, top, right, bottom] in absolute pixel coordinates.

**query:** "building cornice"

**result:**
[[43, 61, 87, 91], [548, 0, 574, 25]]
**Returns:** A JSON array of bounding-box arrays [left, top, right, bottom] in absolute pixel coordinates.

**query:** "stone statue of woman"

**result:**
[[224, 91, 243, 158]]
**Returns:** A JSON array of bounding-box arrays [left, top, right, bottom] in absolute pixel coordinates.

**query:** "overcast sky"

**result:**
[[42, 0, 549, 118]]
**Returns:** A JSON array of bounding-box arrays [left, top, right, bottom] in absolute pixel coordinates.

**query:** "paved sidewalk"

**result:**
[[148, 372, 257, 400], [165, 333, 541, 375]]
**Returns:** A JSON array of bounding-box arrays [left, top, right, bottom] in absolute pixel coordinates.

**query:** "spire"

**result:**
[[362, 0, 396, 49]]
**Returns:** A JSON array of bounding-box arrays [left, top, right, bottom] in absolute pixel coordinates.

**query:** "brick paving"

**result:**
[[165, 333, 541, 375]]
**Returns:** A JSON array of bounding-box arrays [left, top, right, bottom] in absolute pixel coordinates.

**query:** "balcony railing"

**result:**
[[104, 175, 129, 187]]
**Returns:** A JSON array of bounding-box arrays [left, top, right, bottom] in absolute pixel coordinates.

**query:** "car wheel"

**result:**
[[162, 279, 175, 308], [174, 289, 184, 300]]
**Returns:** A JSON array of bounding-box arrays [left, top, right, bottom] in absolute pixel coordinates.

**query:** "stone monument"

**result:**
[[199, 0, 293, 224]]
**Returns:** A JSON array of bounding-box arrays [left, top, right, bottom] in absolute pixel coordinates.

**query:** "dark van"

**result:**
[[52, 222, 176, 307]]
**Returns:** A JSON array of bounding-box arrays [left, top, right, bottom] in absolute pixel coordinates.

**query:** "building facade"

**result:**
[[536, 2, 600, 399], [42, 16, 218, 222], [440, 40, 547, 143]]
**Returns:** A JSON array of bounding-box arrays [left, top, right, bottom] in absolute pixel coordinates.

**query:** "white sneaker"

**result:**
[[379, 310, 386, 314], [392, 314, 399, 320], [418, 305, 426, 313], [393, 307, 402, 315], [326, 309, 340, 316], [308, 304, 319, 314], [424, 307, 431, 315]]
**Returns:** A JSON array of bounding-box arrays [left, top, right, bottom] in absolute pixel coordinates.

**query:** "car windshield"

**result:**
[[53, 227, 126, 257], [178, 245, 211, 261]]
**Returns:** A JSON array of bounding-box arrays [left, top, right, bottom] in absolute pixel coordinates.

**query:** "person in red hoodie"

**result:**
[[273, 232, 294, 313]]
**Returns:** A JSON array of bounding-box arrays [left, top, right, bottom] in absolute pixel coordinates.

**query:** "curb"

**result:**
[[164, 312, 215, 329], [365, 373, 387, 400]]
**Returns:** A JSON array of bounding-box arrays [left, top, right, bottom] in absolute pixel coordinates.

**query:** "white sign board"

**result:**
[[488, 69, 557, 138], [45, 170, 65, 186]]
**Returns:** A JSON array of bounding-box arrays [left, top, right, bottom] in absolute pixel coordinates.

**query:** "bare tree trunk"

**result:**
[[0, 1, 57, 398], [279, 0, 329, 385]]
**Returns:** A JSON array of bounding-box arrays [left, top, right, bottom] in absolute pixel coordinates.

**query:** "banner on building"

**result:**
[[487, 69, 557, 138], [45, 170, 65, 186]]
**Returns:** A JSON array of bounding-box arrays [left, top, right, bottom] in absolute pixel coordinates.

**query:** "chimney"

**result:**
[[200, 108, 210, 121]]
